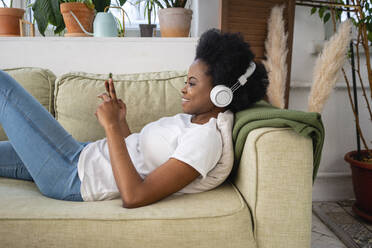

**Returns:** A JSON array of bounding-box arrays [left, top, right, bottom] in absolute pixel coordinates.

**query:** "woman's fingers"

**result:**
[[108, 78, 118, 102], [105, 80, 110, 97], [97, 92, 111, 102]]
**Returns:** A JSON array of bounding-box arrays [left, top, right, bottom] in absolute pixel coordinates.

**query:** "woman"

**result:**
[[0, 29, 268, 208]]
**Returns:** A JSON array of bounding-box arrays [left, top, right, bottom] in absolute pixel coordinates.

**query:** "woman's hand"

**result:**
[[95, 79, 127, 130]]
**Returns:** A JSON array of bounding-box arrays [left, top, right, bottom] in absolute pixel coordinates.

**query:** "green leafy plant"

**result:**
[[115, 16, 124, 36], [1, 0, 13, 7], [310, 2, 343, 23], [135, 0, 158, 24], [134, 0, 189, 25], [30, 0, 127, 36], [308, 0, 372, 161], [155, 0, 187, 8], [310, 0, 372, 44], [111, 1, 130, 37]]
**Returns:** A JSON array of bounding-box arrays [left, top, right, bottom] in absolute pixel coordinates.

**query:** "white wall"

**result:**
[[1, 3, 371, 201], [190, 0, 220, 37], [0, 37, 197, 76]]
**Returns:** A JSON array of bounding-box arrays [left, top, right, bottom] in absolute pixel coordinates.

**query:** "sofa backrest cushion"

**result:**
[[0, 67, 56, 141], [54, 71, 187, 142]]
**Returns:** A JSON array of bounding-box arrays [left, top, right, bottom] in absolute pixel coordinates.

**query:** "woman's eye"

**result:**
[[184, 81, 195, 87]]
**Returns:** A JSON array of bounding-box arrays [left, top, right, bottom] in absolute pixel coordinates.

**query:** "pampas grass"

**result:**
[[262, 5, 288, 109], [308, 20, 352, 113]]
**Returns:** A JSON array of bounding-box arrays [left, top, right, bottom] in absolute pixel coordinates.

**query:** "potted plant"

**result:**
[[0, 0, 26, 36], [299, 0, 372, 221], [31, 0, 126, 36], [154, 0, 192, 37], [112, 0, 128, 37], [59, 0, 96, 37], [136, 0, 157, 37]]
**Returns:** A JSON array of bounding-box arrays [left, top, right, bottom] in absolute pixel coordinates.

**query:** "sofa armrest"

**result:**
[[231, 127, 313, 248]]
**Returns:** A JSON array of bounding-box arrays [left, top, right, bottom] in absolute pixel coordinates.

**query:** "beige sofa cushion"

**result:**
[[0, 67, 56, 141], [0, 177, 256, 248], [54, 71, 187, 142]]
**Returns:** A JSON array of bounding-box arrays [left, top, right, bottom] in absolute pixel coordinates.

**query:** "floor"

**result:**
[[312, 212, 347, 248]]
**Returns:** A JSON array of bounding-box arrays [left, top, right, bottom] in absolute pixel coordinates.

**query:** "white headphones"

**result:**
[[210, 61, 256, 108]]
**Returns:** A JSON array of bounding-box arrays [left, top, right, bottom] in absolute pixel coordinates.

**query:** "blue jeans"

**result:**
[[0, 70, 90, 202]]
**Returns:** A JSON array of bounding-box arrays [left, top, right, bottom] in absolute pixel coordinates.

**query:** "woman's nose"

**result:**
[[181, 85, 187, 94]]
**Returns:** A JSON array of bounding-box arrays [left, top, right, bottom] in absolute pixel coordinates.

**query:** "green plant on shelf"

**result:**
[[135, 0, 158, 25], [155, 0, 187, 8], [0, 0, 13, 7], [28, 0, 127, 36]]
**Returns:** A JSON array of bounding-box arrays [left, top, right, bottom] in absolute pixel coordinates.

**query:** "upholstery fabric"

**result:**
[[0, 177, 256, 248], [0, 67, 56, 141], [232, 127, 313, 248], [54, 71, 187, 142]]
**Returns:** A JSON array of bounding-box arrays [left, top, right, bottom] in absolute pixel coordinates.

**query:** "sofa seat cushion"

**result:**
[[0, 67, 56, 141], [0, 177, 256, 248], [54, 71, 187, 142]]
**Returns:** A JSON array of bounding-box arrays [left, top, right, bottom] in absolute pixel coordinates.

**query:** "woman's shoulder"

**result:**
[[154, 113, 191, 125], [186, 117, 221, 140]]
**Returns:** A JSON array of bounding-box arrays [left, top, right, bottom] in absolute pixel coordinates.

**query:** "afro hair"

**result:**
[[195, 29, 268, 113]]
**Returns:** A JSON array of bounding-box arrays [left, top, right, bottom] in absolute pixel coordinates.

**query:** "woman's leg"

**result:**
[[0, 70, 89, 201], [0, 141, 90, 182]]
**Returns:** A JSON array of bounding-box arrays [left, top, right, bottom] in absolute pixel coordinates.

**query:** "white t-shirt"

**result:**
[[77, 113, 223, 201]]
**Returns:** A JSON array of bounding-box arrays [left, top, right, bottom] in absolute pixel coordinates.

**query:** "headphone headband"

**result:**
[[238, 61, 256, 85], [231, 61, 256, 93]]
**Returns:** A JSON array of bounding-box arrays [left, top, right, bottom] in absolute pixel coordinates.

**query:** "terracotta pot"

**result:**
[[344, 150, 372, 222], [158, 8, 192, 37], [0, 7, 25, 37], [60, 2, 95, 37]]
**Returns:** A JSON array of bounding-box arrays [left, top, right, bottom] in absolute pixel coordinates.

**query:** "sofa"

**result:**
[[0, 67, 314, 248]]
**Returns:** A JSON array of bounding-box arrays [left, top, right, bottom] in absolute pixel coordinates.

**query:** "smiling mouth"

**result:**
[[182, 98, 190, 102]]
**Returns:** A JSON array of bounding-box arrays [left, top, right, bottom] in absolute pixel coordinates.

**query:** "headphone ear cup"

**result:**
[[210, 85, 233, 108]]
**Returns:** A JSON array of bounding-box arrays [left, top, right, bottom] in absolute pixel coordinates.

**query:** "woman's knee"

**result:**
[[37, 184, 56, 199], [39, 187, 66, 201], [37, 181, 63, 200]]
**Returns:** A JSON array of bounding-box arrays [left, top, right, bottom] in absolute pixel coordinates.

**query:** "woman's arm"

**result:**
[[97, 80, 200, 208], [104, 123, 143, 207], [118, 112, 131, 138], [105, 124, 200, 208]]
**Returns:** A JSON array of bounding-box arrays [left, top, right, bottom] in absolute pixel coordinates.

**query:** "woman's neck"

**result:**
[[191, 108, 224, 124]]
